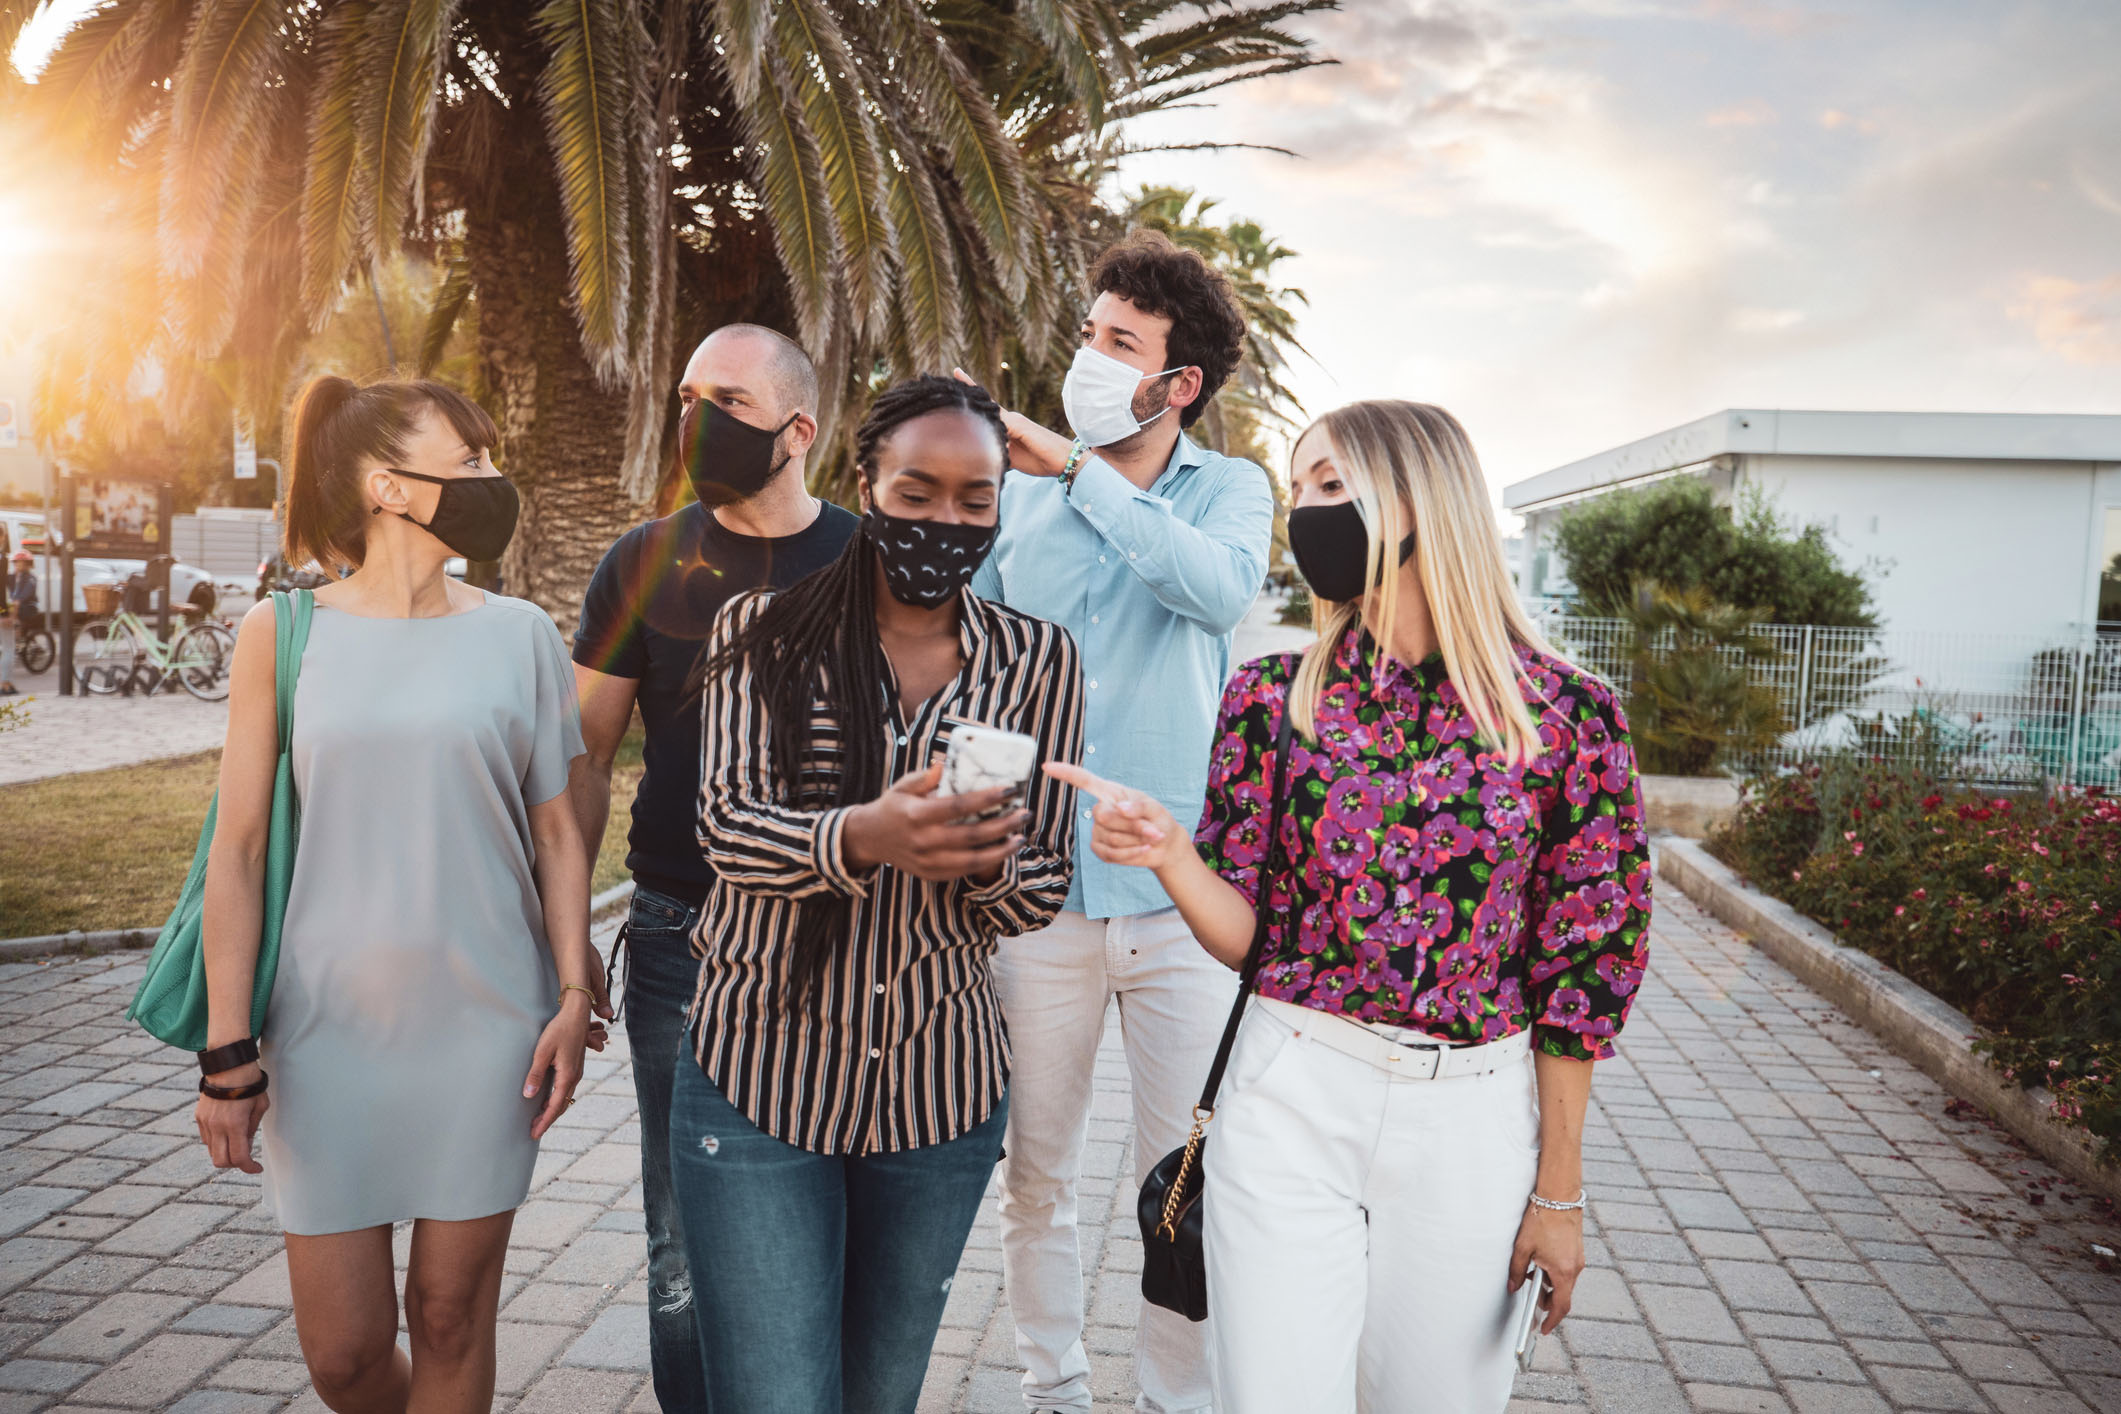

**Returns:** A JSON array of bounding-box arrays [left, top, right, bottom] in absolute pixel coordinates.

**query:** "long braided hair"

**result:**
[[694, 374, 1009, 1001]]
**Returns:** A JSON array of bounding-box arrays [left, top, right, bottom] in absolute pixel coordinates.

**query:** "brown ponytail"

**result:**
[[281, 376, 500, 571]]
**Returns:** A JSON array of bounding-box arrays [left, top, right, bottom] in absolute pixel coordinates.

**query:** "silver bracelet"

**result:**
[[1527, 1190, 1587, 1212]]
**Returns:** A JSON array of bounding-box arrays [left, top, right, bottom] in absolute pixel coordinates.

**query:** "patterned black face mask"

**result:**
[[862, 505, 997, 608]]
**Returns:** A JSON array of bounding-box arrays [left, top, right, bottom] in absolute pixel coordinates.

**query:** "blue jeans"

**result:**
[[619, 886, 711, 1413], [669, 1052, 1006, 1414]]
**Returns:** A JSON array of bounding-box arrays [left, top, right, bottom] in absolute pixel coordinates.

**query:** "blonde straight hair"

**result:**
[[1288, 400, 1559, 764]]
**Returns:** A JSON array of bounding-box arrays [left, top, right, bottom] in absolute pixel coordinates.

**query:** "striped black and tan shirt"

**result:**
[[689, 587, 1084, 1155]]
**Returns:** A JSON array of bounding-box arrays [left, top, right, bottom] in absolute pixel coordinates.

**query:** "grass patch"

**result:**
[[1, 729, 646, 939]]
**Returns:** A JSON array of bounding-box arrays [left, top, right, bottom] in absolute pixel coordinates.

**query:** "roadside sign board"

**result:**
[[234, 412, 257, 479]]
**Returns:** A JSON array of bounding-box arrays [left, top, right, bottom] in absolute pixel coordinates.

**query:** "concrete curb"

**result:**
[[1656, 835, 2118, 1203], [0, 881, 640, 964]]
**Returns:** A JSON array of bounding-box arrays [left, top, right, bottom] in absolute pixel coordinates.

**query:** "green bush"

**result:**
[[1621, 584, 1786, 776], [1713, 756, 2121, 1147], [1554, 478, 1875, 627]]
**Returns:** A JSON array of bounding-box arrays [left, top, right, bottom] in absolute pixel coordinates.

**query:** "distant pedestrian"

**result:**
[[1052, 400, 1653, 1413], [1, 548, 34, 694], [672, 376, 1083, 1413], [568, 323, 858, 1412], [195, 376, 606, 1414]]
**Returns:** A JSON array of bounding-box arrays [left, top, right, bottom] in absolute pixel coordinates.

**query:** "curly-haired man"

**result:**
[[963, 229, 1275, 1414]]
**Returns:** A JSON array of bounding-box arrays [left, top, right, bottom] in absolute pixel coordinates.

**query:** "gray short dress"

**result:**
[[258, 592, 586, 1236]]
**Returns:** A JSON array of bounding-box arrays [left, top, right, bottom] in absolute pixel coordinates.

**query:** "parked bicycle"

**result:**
[[71, 580, 235, 701], [14, 611, 55, 676]]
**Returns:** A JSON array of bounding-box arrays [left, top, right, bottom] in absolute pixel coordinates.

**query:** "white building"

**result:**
[[1505, 409, 2121, 639], [0, 345, 52, 503]]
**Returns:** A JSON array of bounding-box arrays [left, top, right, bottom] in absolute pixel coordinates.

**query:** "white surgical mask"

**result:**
[[1061, 345, 1185, 448]]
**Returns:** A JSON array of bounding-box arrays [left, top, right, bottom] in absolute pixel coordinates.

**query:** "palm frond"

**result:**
[[881, 144, 963, 373], [360, 0, 461, 251], [1008, 0, 1131, 129], [703, 0, 773, 108], [773, 0, 891, 340], [741, 58, 837, 346], [417, 255, 473, 374], [161, 0, 294, 278], [876, 0, 1035, 298], [533, 0, 639, 381], [300, 3, 376, 327], [27, 0, 161, 144]]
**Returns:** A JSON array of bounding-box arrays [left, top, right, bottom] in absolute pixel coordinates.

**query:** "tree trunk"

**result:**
[[467, 167, 645, 641]]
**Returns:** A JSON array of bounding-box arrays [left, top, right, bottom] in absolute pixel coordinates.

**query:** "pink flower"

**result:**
[[1314, 816, 1377, 880]]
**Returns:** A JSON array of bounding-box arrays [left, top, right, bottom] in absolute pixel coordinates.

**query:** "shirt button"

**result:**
[[1129, 552, 1138, 560], [869, 1048, 882, 1059], [1082, 808, 1093, 819], [873, 983, 885, 995], [1086, 744, 1096, 754], [1091, 615, 1100, 625], [1088, 680, 1099, 690], [1098, 555, 1107, 564]]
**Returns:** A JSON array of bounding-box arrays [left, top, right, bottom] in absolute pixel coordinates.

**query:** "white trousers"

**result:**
[[995, 908, 1237, 1414], [1205, 998, 1540, 1414]]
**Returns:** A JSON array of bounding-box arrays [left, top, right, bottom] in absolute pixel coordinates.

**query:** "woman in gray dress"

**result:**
[[194, 376, 605, 1414]]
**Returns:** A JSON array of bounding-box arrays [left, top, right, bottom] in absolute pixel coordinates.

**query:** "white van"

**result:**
[[0, 510, 220, 616]]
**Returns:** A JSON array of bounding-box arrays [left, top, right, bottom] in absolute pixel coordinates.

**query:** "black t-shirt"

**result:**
[[574, 499, 860, 903]]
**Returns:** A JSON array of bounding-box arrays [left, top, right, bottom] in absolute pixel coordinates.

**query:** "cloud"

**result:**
[[2008, 275, 2121, 364], [1706, 100, 1778, 128], [1732, 307, 1806, 333]]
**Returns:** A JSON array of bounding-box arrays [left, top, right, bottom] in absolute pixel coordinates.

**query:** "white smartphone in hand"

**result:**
[[1512, 1262, 1551, 1372], [936, 724, 1039, 820]]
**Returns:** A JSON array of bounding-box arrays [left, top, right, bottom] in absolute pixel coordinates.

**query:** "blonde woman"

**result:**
[[1049, 401, 1651, 1412]]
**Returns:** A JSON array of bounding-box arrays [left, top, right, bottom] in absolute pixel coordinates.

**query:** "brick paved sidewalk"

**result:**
[[0, 664, 229, 787], [1, 897, 2117, 1413]]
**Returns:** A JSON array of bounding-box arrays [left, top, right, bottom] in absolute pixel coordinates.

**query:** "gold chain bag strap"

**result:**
[[1136, 701, 1294, 1322]]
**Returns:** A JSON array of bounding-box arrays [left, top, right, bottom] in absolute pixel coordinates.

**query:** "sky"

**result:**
[[13, 0, 2121, 506], [1122, 0, 2121, 500]]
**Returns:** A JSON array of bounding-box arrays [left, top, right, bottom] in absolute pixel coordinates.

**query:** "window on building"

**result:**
[[2100, 507, 2121, 626]]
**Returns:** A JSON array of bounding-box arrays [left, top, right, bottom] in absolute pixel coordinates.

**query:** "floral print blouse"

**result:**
[[1193, 626, 1652, 1061]]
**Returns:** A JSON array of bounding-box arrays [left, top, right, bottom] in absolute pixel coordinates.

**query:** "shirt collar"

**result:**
[[1149, 431, 1212, 495], [1337, 621, 1446, 704]]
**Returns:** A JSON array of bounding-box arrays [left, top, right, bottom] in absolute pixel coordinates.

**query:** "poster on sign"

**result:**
[[75, 478, 162, 553]]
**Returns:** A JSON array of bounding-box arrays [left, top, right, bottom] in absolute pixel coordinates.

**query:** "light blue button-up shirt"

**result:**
[[972, 433, 1276, 919]]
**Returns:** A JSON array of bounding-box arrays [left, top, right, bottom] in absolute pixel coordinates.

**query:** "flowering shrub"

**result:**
[[1713, 758, 2121, 1149]]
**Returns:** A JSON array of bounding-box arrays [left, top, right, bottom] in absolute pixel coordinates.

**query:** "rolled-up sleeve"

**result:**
[[1528, 692, 1652, 1061], [696, 595, 873, 900], [1066, 456, 1274, 636], [963, 623, 1084, 937]]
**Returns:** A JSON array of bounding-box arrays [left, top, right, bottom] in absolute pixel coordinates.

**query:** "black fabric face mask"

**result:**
[[381, 469, 520, 562], [862, 506, 997, 608], [680, 401, 800, 507], [1286, 499, 1415, 603]]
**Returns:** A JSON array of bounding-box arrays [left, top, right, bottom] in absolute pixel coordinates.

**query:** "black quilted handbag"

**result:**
[[1138, 705, 1292, 1322]]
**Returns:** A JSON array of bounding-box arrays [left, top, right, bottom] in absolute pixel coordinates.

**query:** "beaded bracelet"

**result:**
[[1058, 440, 1090, 491], [1527, 1190, 1588, 1212]]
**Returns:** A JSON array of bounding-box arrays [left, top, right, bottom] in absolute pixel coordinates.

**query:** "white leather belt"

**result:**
[[1255, 995, 1532, 1080]]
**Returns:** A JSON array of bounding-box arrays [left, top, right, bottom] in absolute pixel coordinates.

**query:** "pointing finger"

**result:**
[[1043, 761, 1126, 805]]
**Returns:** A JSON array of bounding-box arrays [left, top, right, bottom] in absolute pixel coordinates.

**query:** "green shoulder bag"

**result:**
[[128, 589, 315, 1052]]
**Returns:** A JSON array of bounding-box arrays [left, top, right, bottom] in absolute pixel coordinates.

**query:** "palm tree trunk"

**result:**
[[468, 170, 644, 639]]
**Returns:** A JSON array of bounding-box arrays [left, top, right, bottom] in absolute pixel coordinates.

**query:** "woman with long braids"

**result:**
[[670, 375, 1084, 1412]]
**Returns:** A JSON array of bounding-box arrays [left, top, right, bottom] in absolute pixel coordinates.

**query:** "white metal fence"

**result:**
[[1520, 600, 2121, 788]]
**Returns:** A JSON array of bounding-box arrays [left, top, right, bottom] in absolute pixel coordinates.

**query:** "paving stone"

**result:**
[[1706, 1258, 1815, 1314], [1866, 1363, 1986, 1411], [166, 1393, 284, 1414], [1665, 1339, 1772, 1386], [97, 1204, 239, 1258], [515, 1366, 639, 1413], [1781, 1379, 1890, 1412], [1805, 1281, 1924, 1340], [0, 1185, 88, 1239], [1979, 1386, 2094, 1414], [205, 1359, 309, 1393], [28, 1290, 194, 1361], [1559, 1317, 1660, 1361], [69, 1331, 240, 1407], [1638, 1283, 1743, 1343], [1758, 1338, 1867, 1383], [38, 1252, 154, 1294], [1685, 1384, 1791, 1412], [0, 1359, 95, 1393], [1942, 1340, 2063, 1385], [170, 1304, 283, 1337], [1573, 1356, 1688, 1414], [561, 1305, 650, 1371]]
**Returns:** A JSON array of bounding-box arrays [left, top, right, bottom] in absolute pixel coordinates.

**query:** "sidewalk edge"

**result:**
[[1655, 835, 2118, 1203]]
